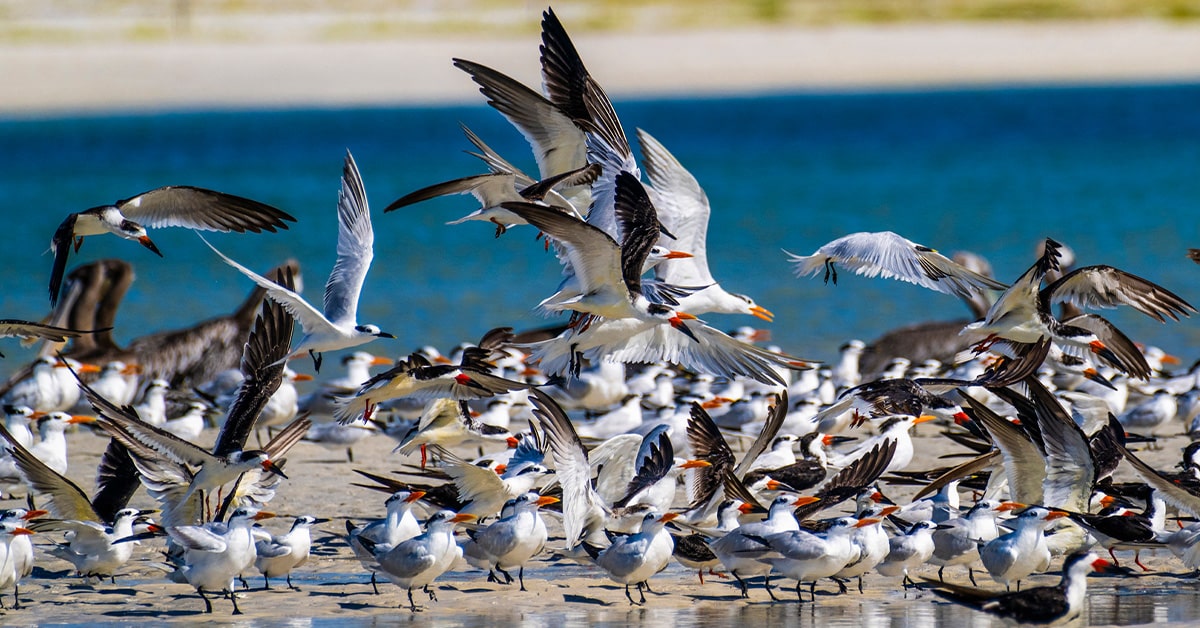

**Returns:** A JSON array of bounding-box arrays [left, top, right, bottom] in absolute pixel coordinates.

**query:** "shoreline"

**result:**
[[6, 20, 1200, 116]]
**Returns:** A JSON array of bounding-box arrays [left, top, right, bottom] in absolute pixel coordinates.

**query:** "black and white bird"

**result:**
[[49, 186, 294, 306], [254, 515, 327, 590], [924, 550, 1121, 625]]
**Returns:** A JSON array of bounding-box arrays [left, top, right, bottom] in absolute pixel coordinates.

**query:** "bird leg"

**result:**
[[764, 574, 779, 601], [518, 566, 527, 592], [260, 574, 269, 590], [420, 443, 428, 470], [968, 568, 977, 586], [1108, 547, 1120, 566], [487, 569, 501, 584], [624, 584, 639, 606], [698, 569, 705, 585], [832, 577, 848, 595], [287, 573, 300, 591], [406, 588, 422, 612], [938, 566, 946, 582], [424, 584, 437, 601], [637, 581, 648, 604], [490, 219, 507, 238], [822, 258, 838, 285], [496, 566, 514, 585], [858, 576, 865, 594], [370, 572, 380, 594], [347, 447, 355, 463], [227, 588, 243, 615], [309, 350, 323, 374], [198, 589, 213, 614], [809, 581, 818, 603], [11, 584, 18, 610], [733, 572, 750, 598], [708, 568, 728, 580], [1135, 551, 1150, 572]]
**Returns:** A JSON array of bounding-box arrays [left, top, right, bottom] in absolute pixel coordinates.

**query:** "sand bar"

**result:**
[[4, 20, 1200, 116]]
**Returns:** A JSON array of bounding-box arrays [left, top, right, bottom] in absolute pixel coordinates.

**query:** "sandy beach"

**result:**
[[4, 19, 1200, 116]]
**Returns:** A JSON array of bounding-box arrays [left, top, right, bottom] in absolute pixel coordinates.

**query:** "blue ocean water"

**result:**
[[2, 83, 1199, 369]]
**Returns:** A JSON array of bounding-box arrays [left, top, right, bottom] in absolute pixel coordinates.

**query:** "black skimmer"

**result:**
[[48, 185, 294, 306]]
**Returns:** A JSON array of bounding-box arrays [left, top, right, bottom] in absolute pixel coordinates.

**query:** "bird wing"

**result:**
[[383, 173, 517, 213], [47, 213, 79, 306], [788, 231, 1007, 298], [454, 58, 587, 185], [685, 401, 737, 510], [324, 150, 374, 327], [117, 186, 294, 232], [612, 171, 670, 296], [1026, 378, 1094, 512], [0, 320, 86, 343], [500, 201, 625, 296], [200, 233, 334, 336], [613, 430, 674, 508], [1122, 445, 1200, 518], [528, 388, 609, 548], [0, 424, 101, 522], [638, 128, 714, 286], [959, 392, 1046, 505], [167, 524, 228, 552], [1044, 265, 1195, 323], [213, 267, 296, 457], [734, 391, 789, 478], [578, 77, 640, 243]]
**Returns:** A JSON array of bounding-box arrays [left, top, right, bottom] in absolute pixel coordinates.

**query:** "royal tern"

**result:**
[[924, 549, 1121, 625], [165, 507, 276, 614], [48, 186, 294, 306], [876, 520, 939, 587], [462, 492, 558, 590], [788, 231, 1007, 299], [0, 522, 34, 609], [979, 506, 1068, 589], [707, 494, 817, 599], [254, 515, 327, 590], [752, 516, 876, 602], [358, 509, 477, 612], [345, 490, 426, 594], [204, 151, 394, 372], [581, 510, 678, 605], [930, 499, 1004, 585], [0, 509, 46, 582], [0, 412, 94, 481]]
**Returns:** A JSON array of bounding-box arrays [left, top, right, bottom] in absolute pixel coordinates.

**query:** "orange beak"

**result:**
[[879, 505, 900, 516], [764, 479, 782, 491], [67, 415, 96, 425], [997, 502, 1026, 512], [493, 464, 507, 475], [1162, 353, 1182, 364], [663, 250, 693, 259], [657, 512, 680, 523], [450, 513, 478, 523], [371, 356, 394, 366], [793, 495, 821, 507], [77, 363, 102, 374], [737, 502, 756, 514], [821, 434, 835, 447], [506, 436, 520, 448], [253, 511, 277, 521], [952, 411, 970, 425], [536, 495, 560, 507], [1099, 495, 1117, 508], [120, 363, 143, 376], [854, 518, 881, 528], [913, 415, 937, 425], [22, 510, 48, 520], [291, 373, 314, 382], [750, 306, 774, 323], [11, 527, 34, 536], [679, 459, 713, 469], [1045, 510, 1070, 521], [406, 491, 426, 503]]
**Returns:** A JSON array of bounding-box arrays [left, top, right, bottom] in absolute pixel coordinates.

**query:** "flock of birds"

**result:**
[[3, 6, 1200, 624]]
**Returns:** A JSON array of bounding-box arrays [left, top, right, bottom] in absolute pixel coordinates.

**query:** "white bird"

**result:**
[[576, 394, 645, 440], [298, 352, 392, 418], [788, 231, 1007, 299], [2, 406, 36, 449], [708, 494, 819, 599], [1117, 389, 1178, 434], [87, 360, 141, 406], [360, 510, 477, 612], [202, 150, 394, 373], [44, 508, 152, 582], [162, 401, 210, 441], [828, 414, 935, 474], [254, 515, 326, 590], [48, 185, 295, 306], [345, 490, 426, 594], [164, 507, 276, 614], [134, 379, 170, 426], [637, 128, 774, 322], [979, 506, 1068, 589], [0, 509, 45, 583], [581, 510, 678, 606], [2, 356, 96, 413], [462, 492, 558, 590], [755, 516, 875, 602], [877, 520, 939, 587], [930, 499, 1005, 585], [0, 522, 35, 609], [0, 412, 95, 481]]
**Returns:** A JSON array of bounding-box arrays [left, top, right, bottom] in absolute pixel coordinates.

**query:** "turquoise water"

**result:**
[[3, 83, 1199, 366]]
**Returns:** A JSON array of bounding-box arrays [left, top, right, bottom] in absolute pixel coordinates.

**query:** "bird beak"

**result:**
[[433, 355, 453, 364], [952, 411, 971, 425], [29, 411, 47, 419], [737, 502, 757, 514], [854, 518, 881, 528], [291, 373, 314, 382], [879, 505, 901, 516], [700, 398, 728, 409], [663, 250, 693, 259], [137, 509, 160, 516], [406, 491, 426, 503], [1081, 368, 1117, 390], [253, 512, 277, 521], [749, 305, 774, 323], [120, 363, 143, 376], [793, 496, 821, 507], [138, 235, 163, 257], [997, 502, 1026, 512], [668, 314, 699, 342], [375, 331, 396, 339], [67, 415, 97, 424], [1162, 353, 1182, 365], [22, 510, 48, 520], [658, 513, 680, 523], [76, 363, 102, 374], [1099, 495, 1117, 508], [1045, 510, 1070, 521], [536, 496, 560, 507], [913, 415, 937, 425], [371, 356, 393, 366], [261, 460, 289, 479], [506, 436, 520, 448], [11, 527, 34, 536], [450, 513, 477, 523], [678, 459, 712, 469], [764, 479, 782, 491], [493, 464, 507, 475]]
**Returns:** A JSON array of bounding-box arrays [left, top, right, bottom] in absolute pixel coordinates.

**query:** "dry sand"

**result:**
[[4, 20, 1200, 116], [0, 416, 1197, 625]]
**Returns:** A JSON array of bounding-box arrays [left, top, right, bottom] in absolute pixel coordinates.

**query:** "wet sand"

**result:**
[[2, 415, 1200, 626]]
